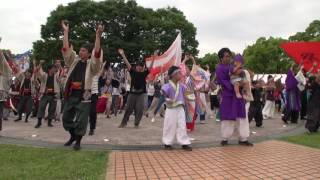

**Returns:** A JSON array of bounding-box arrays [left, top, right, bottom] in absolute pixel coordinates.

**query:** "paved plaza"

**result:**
[[106, 140, 320, 180], [0, 112, 302, 148]]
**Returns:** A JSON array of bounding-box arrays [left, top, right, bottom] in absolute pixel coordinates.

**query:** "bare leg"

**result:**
[[234, 82, 242, 99]]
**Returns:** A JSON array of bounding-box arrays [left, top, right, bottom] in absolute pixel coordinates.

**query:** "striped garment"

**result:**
[[91, 75, 99, 94]]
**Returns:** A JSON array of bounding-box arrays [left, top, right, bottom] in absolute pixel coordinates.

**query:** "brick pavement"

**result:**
[[106, 140, 320, 180]]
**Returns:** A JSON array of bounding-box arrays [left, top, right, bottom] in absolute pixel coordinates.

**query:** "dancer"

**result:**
[[262, 75, 276, 119], [34, 63, 59, 128], [15, 69, 34, 123], [61, 20, 103, 150], [305, 69, 320, 132], [162, 66, 192, 151], [0, 49, 13, 130], [118, 49, 154, 128]]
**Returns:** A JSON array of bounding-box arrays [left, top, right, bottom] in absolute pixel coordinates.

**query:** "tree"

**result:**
[[32, 0, 198, 65], [289, 20, 320, 41], [243, 37, 291, 74], [198, 53, 219, 72]]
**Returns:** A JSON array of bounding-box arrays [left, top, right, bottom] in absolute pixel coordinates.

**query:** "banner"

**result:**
[[14, 50, 32, 72], [145, 33, 182, 80], [190, 64, 211, 90], [280, 42, 320, 73]]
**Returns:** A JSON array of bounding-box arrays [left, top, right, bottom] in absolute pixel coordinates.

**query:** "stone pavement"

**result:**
[[106, 140, 320, 180], [0, 112, 303, 149]]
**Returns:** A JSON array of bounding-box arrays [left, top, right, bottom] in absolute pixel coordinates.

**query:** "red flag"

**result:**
[[280, 42, 320, 73], [145, 33, 182, 80]]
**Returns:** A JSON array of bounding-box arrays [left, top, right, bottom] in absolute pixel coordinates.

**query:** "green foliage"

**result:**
[[198, 53, 219, 72], [32, 0, 198, 65], [289, 20, 320, 41], [0, 144, 108, 180], [201, 20, 320, 74], [243, 37, 291, 74]]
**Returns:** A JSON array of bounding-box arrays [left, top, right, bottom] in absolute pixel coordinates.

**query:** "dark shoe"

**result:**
[[239, 141, 254, 146], [48, 119, 53, 127], [25, 114, 30, 123], [89, 129, 94, 136], [220, 140, 228, 146], [118, 124, 126, 128], [107, 115, 111, 119], [164, 145, 173, 150], [64, 130, 76, 146], [160, 114, 164, 118], [182, 145, 192, 151], [282, 118, 288, 124], [134, 124, 139, 129], [73, 135, 83, 151], [35, 118, 42, 128]]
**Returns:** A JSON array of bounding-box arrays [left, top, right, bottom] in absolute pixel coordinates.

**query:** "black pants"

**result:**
[[17, 95, 33, 117], [210, 95, 219, 110], [89, 94, 98, 130], [248, 103, 263, 127], [147, 95, 154, 108], [0, 101, 3, 131], [120, 93, 145, 126], [300, 90, 308, 119], [37, 95, 57, 120], [275, 100, 282, 112], [283, 109, 299, 123]]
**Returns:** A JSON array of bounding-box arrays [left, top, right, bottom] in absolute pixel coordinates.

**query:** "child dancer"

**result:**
[[161, 66, 192, 151]]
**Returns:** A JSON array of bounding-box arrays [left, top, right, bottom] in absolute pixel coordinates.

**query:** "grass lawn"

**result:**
[[0, 144, 108, 180], [281, 132, 320, 149]]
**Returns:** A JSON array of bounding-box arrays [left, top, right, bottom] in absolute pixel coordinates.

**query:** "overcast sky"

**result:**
[[0, 0, 319, 57]]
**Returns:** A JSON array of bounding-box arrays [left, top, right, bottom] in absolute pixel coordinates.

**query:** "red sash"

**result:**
[[70, 82, 82, 90]]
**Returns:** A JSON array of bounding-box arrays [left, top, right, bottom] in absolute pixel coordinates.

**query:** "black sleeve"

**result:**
[[129, 69, 135, 77]]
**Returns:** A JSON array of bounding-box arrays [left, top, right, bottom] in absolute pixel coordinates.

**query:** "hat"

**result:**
[[234, 54, 244, 64]]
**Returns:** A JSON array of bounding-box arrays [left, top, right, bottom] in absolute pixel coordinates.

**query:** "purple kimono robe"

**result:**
[[285, 70, 301, 111], [215, 64, 246, 120], [162, 82, 186, 106]]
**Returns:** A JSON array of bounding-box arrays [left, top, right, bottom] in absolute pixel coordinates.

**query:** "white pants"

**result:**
[[221, 103, 250, 141], [262, 100, 275, 118], [162, 106, 191, 145]]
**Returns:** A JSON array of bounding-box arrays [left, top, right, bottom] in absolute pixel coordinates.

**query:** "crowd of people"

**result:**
[[0, 21, 320, 151]]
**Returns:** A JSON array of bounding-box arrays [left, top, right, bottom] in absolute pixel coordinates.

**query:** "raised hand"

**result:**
[[96, 24, 105, 36], [118, 48, 124, 55], [313, 62, 318, 67], [61, 20, 69, 32]]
